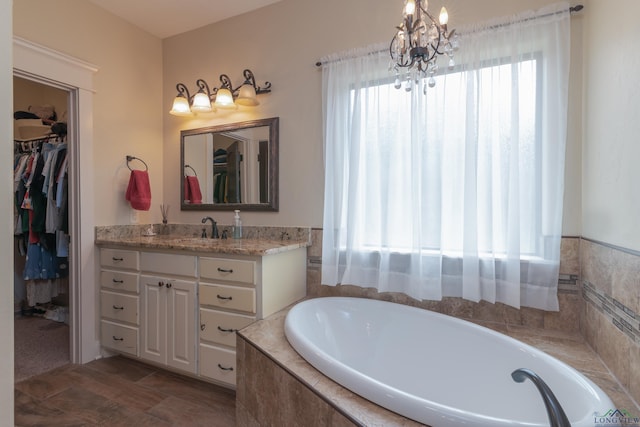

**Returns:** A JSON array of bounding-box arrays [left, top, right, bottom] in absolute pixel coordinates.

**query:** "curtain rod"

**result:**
[[315, 4, 584, 67]]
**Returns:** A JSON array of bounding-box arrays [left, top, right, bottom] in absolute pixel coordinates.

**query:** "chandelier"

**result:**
[[390, 0, 459, 92]]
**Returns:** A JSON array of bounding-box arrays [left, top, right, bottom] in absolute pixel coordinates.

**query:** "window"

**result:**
[[321, 3, 571, 310]]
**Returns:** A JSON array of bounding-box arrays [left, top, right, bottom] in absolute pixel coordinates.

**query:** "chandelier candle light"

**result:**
[[390, 0, 459, 93], [170, 69, 271, 116]]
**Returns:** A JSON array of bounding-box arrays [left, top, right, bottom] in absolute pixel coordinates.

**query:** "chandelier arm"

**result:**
[[175, 83, 191, 101], [195, 78, 214, 101], [218, 74, 234, 94], [390, 34, 413, 68], [241, 69, 272, 94]]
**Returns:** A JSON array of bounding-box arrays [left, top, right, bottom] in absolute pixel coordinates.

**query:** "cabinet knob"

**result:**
[[200, 324, 206, 331], [112, 305, 124, 310], [217, 363, 234, 372], [216, 294, 233, 301], [166, 282, 173, 288], [158, 281, 164, 287]]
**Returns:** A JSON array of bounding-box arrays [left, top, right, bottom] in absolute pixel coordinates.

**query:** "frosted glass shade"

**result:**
[[169, 96, 192, 116], [213, 88, 237, 110], [235, 84, 259, 106], [191, 91, 213, 113]]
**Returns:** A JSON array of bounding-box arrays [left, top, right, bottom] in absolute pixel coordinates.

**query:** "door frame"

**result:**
[[13, 36, 100, 363]]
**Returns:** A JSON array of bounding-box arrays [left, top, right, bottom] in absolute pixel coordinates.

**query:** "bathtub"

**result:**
[[284, 297, 614, 427]]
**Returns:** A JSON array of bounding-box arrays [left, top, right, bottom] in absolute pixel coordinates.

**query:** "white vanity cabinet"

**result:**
[[198, 248, 307, 387], [139, 252, 198, 374], [97, 240, 307, 388], [99, 248, 140, 356]]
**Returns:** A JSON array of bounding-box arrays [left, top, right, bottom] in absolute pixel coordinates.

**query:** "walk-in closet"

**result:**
[[13, 76, 71, 381]]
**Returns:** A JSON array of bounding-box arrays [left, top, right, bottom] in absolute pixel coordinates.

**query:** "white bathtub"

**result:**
[[284, 297, 614, 427]]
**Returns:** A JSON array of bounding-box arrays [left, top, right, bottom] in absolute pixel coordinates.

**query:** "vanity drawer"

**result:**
[[199, 308, 254, 347], [100, 248, 139, 270], [101, 320, 138, 356], [100, 290, 139, 325], [199, 343, 236, 386], [100, 270, 139, 293], [140, 252, 197, 278], [200, 257, 255, 284], [200, 283, 256, 314]]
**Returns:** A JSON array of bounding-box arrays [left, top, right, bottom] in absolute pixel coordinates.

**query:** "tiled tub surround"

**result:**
[[580, 238, 640, 406], [236, 304, 638, 427]]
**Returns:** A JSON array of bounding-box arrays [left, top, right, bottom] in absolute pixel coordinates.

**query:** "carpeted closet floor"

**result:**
[[14, 315, 70, 382]]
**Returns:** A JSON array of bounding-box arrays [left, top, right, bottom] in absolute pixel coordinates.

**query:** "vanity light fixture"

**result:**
[[170, 69, 271, 116], [390, 0, 459, 93]]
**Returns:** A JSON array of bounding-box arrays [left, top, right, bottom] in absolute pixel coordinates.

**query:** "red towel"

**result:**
[[185, 175, 202, 204], [125, 170, 151, 211]]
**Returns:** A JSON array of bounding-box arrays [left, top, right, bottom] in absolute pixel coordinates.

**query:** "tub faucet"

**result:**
[[511, 368, 571, 427], [201, 216, 219, 239]]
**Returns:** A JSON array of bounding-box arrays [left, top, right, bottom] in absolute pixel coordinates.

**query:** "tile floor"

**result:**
[[15, 356, 235, 426]]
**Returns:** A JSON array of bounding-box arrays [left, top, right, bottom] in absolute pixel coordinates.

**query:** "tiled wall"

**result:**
[[580, 238, 640, 405], [307, 230, 582, 333]]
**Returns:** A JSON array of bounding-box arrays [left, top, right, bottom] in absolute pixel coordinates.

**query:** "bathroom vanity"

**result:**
[[96, 232, 308, 388]]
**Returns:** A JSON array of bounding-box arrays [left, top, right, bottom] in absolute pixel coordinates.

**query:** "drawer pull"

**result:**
[[112, 257, 124, 262], [216, 294, 233, 301], [112, 305, 124, 310], [112, 279, 124, 284], [217, 326, 237, 333], [217, 364, 234, 372], [217, 267, 234, 273], [165, 282, 173, 288], [112, 336, 124, 341], [158, 281, 164, 287]]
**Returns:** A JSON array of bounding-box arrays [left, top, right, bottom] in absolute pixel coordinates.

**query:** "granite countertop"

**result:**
[[95, 234, 310, 256]]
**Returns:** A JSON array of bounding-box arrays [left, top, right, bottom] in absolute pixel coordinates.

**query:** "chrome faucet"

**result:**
[[201, 216, 219, 239], [511, 368, 571, 427]]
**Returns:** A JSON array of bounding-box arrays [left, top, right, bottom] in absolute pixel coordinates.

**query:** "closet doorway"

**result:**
[[13, 76, 71, 381], [14, 36, 100, 373]]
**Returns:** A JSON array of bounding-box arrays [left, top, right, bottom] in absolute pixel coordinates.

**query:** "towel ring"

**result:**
[[126, 155, 148, 171], [184, 164, 197, 177]]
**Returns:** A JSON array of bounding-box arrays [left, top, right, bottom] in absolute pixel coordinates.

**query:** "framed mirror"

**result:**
[[181, 117, 279, 211]]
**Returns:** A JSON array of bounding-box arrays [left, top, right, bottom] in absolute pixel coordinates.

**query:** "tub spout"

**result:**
[[511, 368, 571, 427]]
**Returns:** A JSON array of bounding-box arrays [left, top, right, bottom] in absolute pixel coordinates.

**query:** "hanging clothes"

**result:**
[[14, 136, 69, 307]]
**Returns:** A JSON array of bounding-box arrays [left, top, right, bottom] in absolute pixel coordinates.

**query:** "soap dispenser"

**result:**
[[233, 210, 242, 239]]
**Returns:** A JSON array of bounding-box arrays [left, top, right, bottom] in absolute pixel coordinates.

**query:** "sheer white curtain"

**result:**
[[321, 2, 571, 310]]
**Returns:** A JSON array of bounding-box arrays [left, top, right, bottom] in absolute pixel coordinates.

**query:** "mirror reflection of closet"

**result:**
[[13, 76, 71, 382]]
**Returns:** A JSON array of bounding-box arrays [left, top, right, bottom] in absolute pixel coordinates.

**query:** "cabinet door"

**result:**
[[140, 275, 165, 365], [166, 279, 197, 374]]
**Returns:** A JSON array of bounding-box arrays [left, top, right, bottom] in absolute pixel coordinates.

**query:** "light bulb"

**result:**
[[213, 88, 237, 110], [235, 84, 259, 106], [169, 95, 192, 116], [439, 7, 449, 26], [191, 91, 213, 113], [404, 0, 416, 16]]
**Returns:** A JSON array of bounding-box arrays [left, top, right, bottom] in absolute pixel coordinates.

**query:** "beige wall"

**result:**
[[163, 0, 582, 232], [582, 0, 640, 252], [13, 0, 164, 226]]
